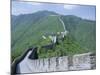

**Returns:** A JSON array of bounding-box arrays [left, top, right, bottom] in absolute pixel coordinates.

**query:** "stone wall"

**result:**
[[18, 52, 96, 73]]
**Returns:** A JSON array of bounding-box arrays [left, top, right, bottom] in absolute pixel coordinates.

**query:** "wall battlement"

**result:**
[[18, 52, 96, 73]]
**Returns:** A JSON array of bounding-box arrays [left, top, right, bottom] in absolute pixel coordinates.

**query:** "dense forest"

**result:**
[[11, 11, 96, 61]]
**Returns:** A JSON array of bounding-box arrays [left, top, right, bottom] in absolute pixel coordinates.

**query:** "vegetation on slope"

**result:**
[[11, 11, 96, 61], [11, 12, 64, 61], [38, 34, 86, 58], [61, 15, 96, 51]]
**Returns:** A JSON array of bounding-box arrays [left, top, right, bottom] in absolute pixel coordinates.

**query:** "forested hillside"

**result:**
[[61, 15, 96, 51], [11, 11, 64, 61], [11, 11, 96, 61]]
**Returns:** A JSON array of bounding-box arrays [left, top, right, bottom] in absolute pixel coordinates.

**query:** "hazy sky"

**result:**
[[12, 1, 96, 20]]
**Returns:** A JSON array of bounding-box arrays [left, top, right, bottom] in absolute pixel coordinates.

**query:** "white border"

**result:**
[[0, 0, 10, 75], [0, 0, 98, 75]]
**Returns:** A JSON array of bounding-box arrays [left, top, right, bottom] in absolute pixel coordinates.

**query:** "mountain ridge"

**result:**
[[11, 10, 96, 61]]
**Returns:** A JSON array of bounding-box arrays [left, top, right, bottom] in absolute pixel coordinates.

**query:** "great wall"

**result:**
[[12, 50, 95, 74]]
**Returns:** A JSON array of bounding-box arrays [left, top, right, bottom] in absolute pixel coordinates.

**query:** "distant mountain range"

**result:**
[[11, 11, 96, 61]]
